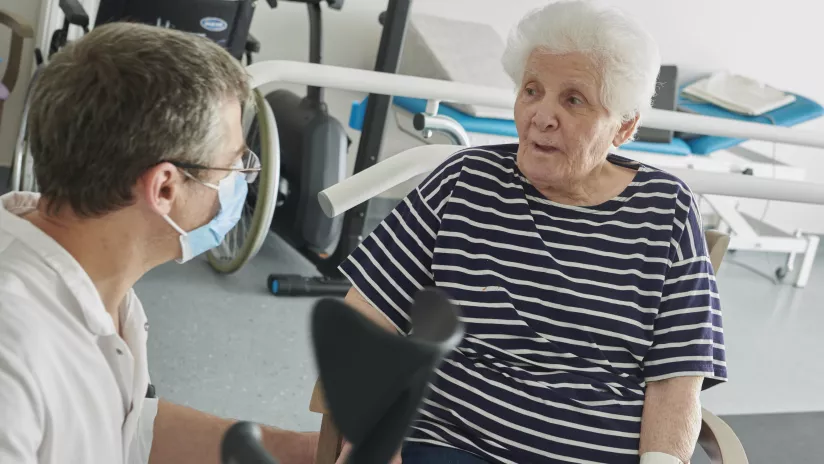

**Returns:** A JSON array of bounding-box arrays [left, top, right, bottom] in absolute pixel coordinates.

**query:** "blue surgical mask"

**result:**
[[163, 165, 248, 263]]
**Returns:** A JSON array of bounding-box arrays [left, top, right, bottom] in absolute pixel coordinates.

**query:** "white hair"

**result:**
[[501, 0, 661, 123]]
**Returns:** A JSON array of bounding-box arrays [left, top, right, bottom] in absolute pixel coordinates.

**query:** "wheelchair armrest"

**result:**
[[0, 9, 35, 39], [59, 0, 89, 30], [0, 9, 35, 96], [699, 408, 749, 463]]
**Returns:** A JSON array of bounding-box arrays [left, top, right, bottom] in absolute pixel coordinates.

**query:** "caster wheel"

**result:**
[[775, 267, 789, 280]]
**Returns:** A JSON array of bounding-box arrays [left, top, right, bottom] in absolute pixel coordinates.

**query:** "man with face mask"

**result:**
[[0, 23, 317, 464]]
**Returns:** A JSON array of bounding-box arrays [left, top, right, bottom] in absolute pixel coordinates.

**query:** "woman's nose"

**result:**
[[531, 105, 559, 131]]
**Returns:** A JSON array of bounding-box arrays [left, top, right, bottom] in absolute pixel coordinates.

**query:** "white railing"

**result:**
[[248, 60, 824, 148], [245, 60, 824, 216], [317, 144, 824, 218]]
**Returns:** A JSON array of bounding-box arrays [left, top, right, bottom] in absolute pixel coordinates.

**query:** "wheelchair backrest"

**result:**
[[95, 0, 256, 60]]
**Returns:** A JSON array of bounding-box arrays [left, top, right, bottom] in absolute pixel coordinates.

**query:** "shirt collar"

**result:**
[[0, 192, 117, 336]]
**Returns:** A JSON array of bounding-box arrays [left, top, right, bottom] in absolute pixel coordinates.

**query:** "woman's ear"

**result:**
[[137, 163, 181, 216], [613, 114, 641, 147]]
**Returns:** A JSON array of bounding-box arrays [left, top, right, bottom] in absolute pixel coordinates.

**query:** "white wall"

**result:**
[[0, 0, 40, 166], [249, 0, 824, 233]]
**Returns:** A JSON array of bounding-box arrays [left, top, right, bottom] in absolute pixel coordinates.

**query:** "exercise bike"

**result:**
[[250, 0, 349, 259]]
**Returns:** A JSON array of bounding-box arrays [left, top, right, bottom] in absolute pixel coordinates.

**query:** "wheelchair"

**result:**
[[7, 0, 333, 274]]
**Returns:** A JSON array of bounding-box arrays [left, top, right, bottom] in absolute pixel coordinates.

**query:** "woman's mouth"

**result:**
[[531, 141, 560, 155]]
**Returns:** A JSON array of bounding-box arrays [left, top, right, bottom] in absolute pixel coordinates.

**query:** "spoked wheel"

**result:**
[[9, 67, 41, 192], [207, 88, 280, 273]]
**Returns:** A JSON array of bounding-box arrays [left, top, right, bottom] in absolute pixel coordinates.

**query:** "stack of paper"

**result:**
[[682, 72, 795, 116]]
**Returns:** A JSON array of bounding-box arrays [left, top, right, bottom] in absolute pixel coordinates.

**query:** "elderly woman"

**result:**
[[338, 2, 726, 463]]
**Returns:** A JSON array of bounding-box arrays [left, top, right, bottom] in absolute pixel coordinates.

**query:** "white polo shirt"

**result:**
[[0, 192, 157, 464]]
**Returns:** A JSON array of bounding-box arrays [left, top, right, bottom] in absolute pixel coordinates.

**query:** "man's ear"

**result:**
[[613, 114, 641, 147], [137, 163, 181, 216]]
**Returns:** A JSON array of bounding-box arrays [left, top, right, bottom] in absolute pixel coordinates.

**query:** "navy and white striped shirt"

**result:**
[[340, 144, 727, 463]]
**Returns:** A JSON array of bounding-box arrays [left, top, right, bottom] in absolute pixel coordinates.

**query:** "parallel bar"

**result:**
[[318, 144, 824, 218], [702, 196, 758, 239], [729, 236, 809, 254], [247, 60, 824, 149], [318, 144, 457, 218]]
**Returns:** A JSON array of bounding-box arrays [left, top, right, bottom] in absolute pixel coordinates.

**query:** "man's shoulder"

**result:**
[[0, 255, 78, 354], [0, 287, 52, 367]]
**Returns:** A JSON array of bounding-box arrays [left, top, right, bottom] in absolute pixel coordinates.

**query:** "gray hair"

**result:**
[[501, 0, 661, 123], [28, 22, 251, 217]]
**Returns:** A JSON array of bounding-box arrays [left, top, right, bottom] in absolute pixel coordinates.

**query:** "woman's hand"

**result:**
[[335, 440, 402, 464]]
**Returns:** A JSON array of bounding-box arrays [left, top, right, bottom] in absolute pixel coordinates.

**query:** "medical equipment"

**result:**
[[251, 0, 349, 260], [12, 51, 824, 282], [164, 168, 249, 264], [264, 0, 412, 294], [88, 0, 261, 62], [318, 144, 824, 219], [221, 288, 464, 464], [8, 0, 266, 194], [347, 88, 823, 287], [636, 65, 679, 143], [12, 0, 412, 280], [676, 87, 823, 155], [365, 17, 824, 286], [682, 72, 796, 116]]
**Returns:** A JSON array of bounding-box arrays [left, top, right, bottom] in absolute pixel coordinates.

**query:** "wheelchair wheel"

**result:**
[[9, 68, 41, 192], [207, 88, 280, 273]]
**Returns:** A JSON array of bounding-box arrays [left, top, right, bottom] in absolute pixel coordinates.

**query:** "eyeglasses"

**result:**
[[168, 148, 262, 184]]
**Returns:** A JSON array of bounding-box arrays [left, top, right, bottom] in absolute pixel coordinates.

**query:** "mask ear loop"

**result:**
[[162, 213, 194, 264], [162, 214, 188, 236]]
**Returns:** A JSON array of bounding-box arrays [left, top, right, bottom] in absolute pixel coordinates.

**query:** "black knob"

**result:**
[[221, 422, 279, 464]]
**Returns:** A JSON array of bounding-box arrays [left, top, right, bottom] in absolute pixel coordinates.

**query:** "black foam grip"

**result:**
[[221, 422, 279, 464]]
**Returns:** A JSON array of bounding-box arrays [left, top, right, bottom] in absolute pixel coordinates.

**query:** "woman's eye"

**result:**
[[568, 96, 584, 105], [525, 87, 537, 97]]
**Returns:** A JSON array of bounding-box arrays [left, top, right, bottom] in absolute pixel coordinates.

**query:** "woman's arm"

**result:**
[[639, 376, 703, 463], [343, 288, 402, 335]]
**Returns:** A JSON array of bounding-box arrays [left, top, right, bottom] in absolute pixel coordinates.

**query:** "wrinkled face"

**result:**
[[514, 49, 633, 190]]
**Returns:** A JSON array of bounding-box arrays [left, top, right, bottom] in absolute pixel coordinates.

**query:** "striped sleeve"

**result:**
[[642, 192, 727, 388], [338, 153, 464, 335]]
